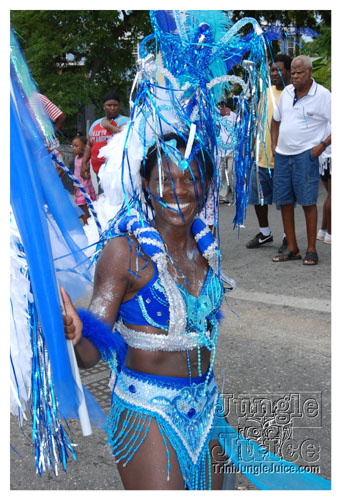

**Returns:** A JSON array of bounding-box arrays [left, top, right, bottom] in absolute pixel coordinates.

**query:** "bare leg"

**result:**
[[272, 203, 300, 261], [302, 204, 318, 264], [280, 203, 298, 252], [326, 178, 331, 235], [320, 180, 328, 231], [115, 414, 225, 489], [209, 439, 229, 489], [254, 204, 269, 228], [117, 417, 185, 490], [79, 204, 90, 225], [320, 179, 331, 234]]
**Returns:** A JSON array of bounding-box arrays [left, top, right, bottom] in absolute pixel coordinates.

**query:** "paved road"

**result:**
[[10, 183, 331, 490]]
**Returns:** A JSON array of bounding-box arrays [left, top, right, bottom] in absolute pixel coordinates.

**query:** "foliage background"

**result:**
[[10, 10, 331, 141], [11, 10, 152, 139]]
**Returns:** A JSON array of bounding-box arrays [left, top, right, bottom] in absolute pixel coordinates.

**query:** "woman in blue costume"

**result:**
[[62, 132, 231, 489], [60, 10, 330, 491], [10, 10, 330, 488]]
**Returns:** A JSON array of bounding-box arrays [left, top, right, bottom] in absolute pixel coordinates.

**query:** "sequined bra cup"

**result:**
[[116, 263, 224, 352]]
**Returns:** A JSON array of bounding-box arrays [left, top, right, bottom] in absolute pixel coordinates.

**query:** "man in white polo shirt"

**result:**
[[271, 55, 331, 265]]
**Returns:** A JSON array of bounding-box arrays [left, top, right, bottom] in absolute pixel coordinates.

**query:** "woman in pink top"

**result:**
[[72, 135, 96, 224]]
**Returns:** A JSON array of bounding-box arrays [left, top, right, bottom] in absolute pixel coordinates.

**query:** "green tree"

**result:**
[[230, 10, 330, 57], [230, 10, 330, 32], [230, 10, 331, 89], [302, 23, 331, 89], [10, 10, 151, 138], [11, 10, 331, 136]]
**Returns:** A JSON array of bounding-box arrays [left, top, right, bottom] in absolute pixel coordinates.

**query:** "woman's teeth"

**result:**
[[167, 203, 190, 210]]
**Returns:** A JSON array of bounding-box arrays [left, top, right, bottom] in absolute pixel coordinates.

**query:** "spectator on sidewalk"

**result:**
[[202, 98, 236, 234], [81, 90, 129, 194], [72, 135, 97, 225], [39, 93, 66, 135], [317, 132, 331, 244], [271, 55, 331, 265], [217, 99, 236, 204], [246, 54, 291, 250]]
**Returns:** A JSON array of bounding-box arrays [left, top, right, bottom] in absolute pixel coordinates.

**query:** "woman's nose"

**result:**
[[173, 178, 188, 195]]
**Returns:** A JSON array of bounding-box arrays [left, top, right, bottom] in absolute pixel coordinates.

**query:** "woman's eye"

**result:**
[[187, 176, 201, 183]]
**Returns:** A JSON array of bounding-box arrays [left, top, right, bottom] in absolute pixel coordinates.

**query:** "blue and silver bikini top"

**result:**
[[118, 261, 223, 327], [110, 214, 227, 352]]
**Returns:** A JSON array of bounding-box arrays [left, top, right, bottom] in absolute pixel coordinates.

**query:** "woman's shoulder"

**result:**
[[99, 235, 134, 261], [91, 237, 134, 291], [98, 234, 147, 271], [95, 234, 154, 295]]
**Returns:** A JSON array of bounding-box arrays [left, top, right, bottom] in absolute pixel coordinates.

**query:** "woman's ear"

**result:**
[[142, 178, 149, 190], [141, 178, 151, 204]]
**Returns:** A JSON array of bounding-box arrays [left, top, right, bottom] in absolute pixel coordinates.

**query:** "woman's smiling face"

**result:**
[[144, 149, 206, 228]]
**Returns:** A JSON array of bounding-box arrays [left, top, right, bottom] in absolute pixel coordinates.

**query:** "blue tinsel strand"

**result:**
[[28, 295, 76, 476]]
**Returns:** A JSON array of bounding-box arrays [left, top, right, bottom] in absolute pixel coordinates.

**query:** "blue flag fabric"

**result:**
[[10, 86, 79, 418], [10, 28, 108, 442]]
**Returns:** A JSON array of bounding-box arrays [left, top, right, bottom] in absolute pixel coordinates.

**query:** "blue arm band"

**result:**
[[77, 309, 127, 364]]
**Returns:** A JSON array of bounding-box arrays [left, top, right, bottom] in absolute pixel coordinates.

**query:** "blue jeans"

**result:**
[[249, 166, 273, 205], [273, 150, 320, 206]]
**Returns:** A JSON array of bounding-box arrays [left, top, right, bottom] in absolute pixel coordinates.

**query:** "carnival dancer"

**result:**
[[60, 10, 246, 487], [60, 10, 330, 491], [11, 10, 331, 490], [62, 132, 231, 489]]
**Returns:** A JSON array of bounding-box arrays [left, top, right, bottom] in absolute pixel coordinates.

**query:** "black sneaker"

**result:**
[[278, 237, 288, 253], [246, 232, 273, 249]]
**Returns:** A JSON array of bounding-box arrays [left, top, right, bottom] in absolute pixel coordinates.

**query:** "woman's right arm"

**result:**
[[62, 237, 132, 368]]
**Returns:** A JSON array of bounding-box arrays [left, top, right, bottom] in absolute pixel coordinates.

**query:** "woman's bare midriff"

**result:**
[[124, 341, 211, 378]]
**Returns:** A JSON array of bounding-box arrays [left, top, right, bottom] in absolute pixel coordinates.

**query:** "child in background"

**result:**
[[72, 135, 96, 225]]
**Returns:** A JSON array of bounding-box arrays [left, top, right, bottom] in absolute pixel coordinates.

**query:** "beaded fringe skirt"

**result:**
[[103, 364, 332, 490], [105, 365, 219, 489]]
